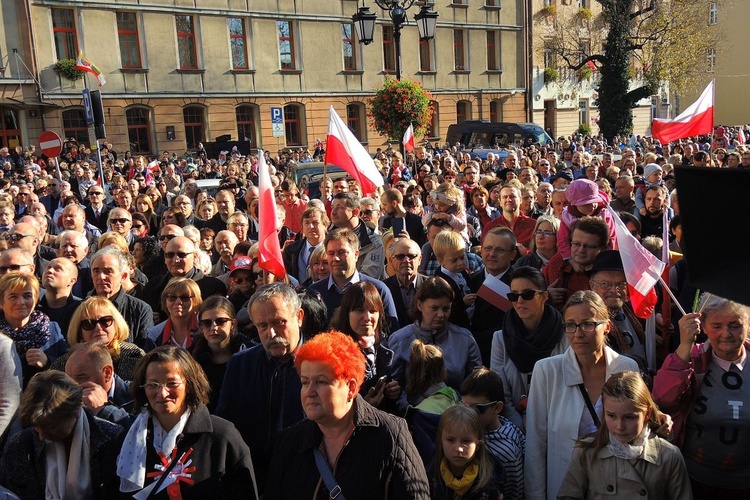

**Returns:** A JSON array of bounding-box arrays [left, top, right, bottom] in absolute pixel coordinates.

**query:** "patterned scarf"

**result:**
[[0, 309, 52, 356]]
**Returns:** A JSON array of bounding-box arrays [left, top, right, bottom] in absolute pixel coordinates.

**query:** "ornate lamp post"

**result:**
[[352, 0, 438, 80]]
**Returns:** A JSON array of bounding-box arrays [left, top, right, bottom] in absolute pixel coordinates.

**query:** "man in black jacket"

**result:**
[[380, 188, 427, 246], [384, 238, 427, 327]]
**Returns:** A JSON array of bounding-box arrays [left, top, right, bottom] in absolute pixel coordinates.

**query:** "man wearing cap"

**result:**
[[551, 169, 573, 188], [482, 184, 537, 252], [227, 256, 255, 312]]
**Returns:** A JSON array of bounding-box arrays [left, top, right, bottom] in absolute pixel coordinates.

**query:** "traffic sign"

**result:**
[[82, 89, 94, 124], [271, 107, 284, 138], [39, 130, 63, 157]]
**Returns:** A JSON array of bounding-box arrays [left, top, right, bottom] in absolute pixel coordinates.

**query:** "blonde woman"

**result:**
[[144, 277, 202, 351]]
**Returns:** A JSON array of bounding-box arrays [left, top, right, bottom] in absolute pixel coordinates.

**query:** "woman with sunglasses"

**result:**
[[144, 278, 203, 352], [191, 297, 251, 412], [489, 266, 568, 430], [52, 296, 145, 381], [134, 194, 159, 237]]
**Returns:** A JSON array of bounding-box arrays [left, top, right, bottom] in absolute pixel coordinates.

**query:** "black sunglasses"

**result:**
[[80, 316, 115, 331], [159, 234, 177, 241], [199, 317, 233, 329], [110, 218, 131, 224], [165, 251, 193, 260], [467, 400, 500, 414], [507, 290, 544, 302]]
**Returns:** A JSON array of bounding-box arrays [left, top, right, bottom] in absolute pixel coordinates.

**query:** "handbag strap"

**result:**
[[578, 384, 601, 428], [313, 448, 346, 500]]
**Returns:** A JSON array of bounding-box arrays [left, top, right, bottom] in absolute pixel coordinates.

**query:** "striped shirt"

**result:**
[[485, 417, 526, 500]]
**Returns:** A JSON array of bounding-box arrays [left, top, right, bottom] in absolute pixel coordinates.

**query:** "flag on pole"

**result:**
[[324, 106, 384, 195], [402, 123, 416, 153], [651, 79, 714, 144], [75, 52, 106, 86], [609, 207, 665, 318], [257, 150, 287, 280]]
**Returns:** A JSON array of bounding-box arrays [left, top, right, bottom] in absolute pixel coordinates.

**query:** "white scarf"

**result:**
[[44, 407, 93, 500], [607, 426, 650, 460], [117, 409, 191, 496]]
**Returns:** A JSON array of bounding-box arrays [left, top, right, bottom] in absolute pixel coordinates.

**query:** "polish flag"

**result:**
[[257, 150, 286, 280], [325, 106, 384, 195], [402, 123, 416, 153], [651, 79, 714, 144], [609, 207, 665, 318], [477, 275, 513, 313], [738, 128, 746, 145]]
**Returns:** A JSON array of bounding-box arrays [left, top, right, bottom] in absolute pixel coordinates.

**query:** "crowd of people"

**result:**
[[0, 126, 748, 499]]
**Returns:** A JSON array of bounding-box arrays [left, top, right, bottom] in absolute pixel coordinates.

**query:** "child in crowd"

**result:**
[[431, 404, 505, 500], [422, 183, 468, 240], [635, 163, 669, 215], [433, 231, 476, 328], [460, 367, 525, 500], [557, 178, 617, 260], [558, 371, 692, 499], [407, 340, 459, 411]]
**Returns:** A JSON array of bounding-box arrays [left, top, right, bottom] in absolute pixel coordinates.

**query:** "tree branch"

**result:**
[[630, 0, 657, 20], [625, 85, 655, 106]]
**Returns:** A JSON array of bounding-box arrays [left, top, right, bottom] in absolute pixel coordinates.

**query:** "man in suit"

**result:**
[[282, 206, 328, 283], [384, 238, 427, 327], [39, 178, 64, 216], [379, 188, 427, 247], [84, 185, 111, 232], [470, 226, 518, 365]]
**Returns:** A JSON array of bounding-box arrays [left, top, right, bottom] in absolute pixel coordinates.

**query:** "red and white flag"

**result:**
[[402, 123, 416, 153], [257, 150, 287, 280], [476, 275, 513, 313], [609, 207, 665, 318], [325, 106, 384, 195], [651, 79, 714, 144], [738, 128, 746, 145]]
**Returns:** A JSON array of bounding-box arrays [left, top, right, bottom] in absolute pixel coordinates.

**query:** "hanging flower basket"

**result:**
[[54, 59, 84, 81]]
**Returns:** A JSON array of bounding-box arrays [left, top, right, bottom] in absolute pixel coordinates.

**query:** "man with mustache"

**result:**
[[215, 283, 306, 495]]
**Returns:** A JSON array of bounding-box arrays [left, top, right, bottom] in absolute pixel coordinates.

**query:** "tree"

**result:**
[[541, 0, 725, 141], [368, 78, 433, 143]]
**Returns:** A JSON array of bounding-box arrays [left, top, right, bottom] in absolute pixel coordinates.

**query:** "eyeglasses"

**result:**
[[0, 263, 32, 273], [591, 280, 628, 291], [199, 317, 233, 329], [166, 294, 193, 303], [80, 316, 115, 331], [159, 234, 177, 242], [564, 320, 607, 334], [165, 251, 193, 260], [89, 192, 104, 196], [539, 163, 550, 166], [360, 210, 373, 216], [570, 241, 601, 251], [7, 234, 35, 243], [535, 230, 556, 238], [141, 381, 184, 392], [110, 218, 131, 224], [507, 290, 544, 302], [132, 224, 144, 230], [393, 253, 419, 261], [232, 276, 254, 284], [467, 400, 500, 414]]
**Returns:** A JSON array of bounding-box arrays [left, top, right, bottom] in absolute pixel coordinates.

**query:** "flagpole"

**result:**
[[82, 66, 105, 184], [658, 276, 687, 316]]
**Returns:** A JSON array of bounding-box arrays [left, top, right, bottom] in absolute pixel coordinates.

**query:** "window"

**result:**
[[453, 30, 467, 71], [346, 103, 366, 142], [341, 24, 358, 71], [383, 26, 396, 73], [544, 44, 556, 69], [126, 107, 152, 154], [577, 0, 589, 7], [117, 12, 142, 69], [706, 48, 716, 72], [284, 104, 305, 146], [236, 105, 258, 147], [708, 2, 718, 25], [176, 15, 198, 69], [490, 100, 503, 122], [579, 99, 589, 126], [487, 31, 500, 71], [278, 20, 296, 70], [485, 0, 501, 6], [62, 109, 89, 145], [52, 8, 78, 60], [428, 101, 439, 138], [183, 106, 205, 149], [456, 101, 471, 123], [419, 39, 435, 72], [228, 18, 249, 70], [0, 108, 21, 149]]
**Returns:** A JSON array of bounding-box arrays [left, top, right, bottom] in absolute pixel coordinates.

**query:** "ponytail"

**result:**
[[406, 340, 445, 405]]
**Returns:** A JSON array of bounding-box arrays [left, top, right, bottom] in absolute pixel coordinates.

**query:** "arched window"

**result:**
[[428, 100, 439, 138], [62, 108, 89, 145], [284, 103, 305, 147], [346, 103, 366, 142], [489, 100, 503, 123], [126, 107, 153, 154], [0, 107, 21, 149], [183, 106, 205, 150], [456, 101, 472, 124], [236, 104, 258, 147]]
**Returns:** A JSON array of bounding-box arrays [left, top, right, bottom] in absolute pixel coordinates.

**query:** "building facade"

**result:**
[[2, 0, 529, 156]]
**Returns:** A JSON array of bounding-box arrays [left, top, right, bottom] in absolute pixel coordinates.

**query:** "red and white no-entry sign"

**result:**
[[39, 130, 63, 157]]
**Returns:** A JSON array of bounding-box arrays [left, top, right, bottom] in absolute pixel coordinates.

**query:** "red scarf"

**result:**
[[161, 313, 199, 349]]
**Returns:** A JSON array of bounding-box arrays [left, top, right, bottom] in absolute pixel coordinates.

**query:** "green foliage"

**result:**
[[544, 67, 559, 84], [577, 66, 593, 81], [539, 5, 557, 16], [54, 59, 84, 81], [368, 78, 434, 142], [577, 123, 593, 136], [577, 7, 594, 20]]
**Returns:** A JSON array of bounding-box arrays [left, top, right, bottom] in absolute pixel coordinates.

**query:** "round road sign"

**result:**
[[39, 130, 63, 157]]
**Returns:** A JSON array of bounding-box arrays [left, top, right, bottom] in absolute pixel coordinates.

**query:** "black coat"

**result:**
[[0, 409, 124, 500], [85, 204, 111, 232], [384, 273, 427, 328], [469, 269, 512, 367], [265, 395, 430, 500], [381, 212, 427, 247]]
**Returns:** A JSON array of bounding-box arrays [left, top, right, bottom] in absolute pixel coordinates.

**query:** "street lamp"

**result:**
[[352, 0, 438, 80]]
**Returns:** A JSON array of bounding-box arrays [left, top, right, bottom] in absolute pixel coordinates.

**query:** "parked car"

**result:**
[[446, 121, 554, 149], [290, 162, 349, 199]]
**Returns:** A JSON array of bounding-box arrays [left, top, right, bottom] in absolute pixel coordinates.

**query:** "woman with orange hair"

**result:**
[[265, 331, 430, 500]]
